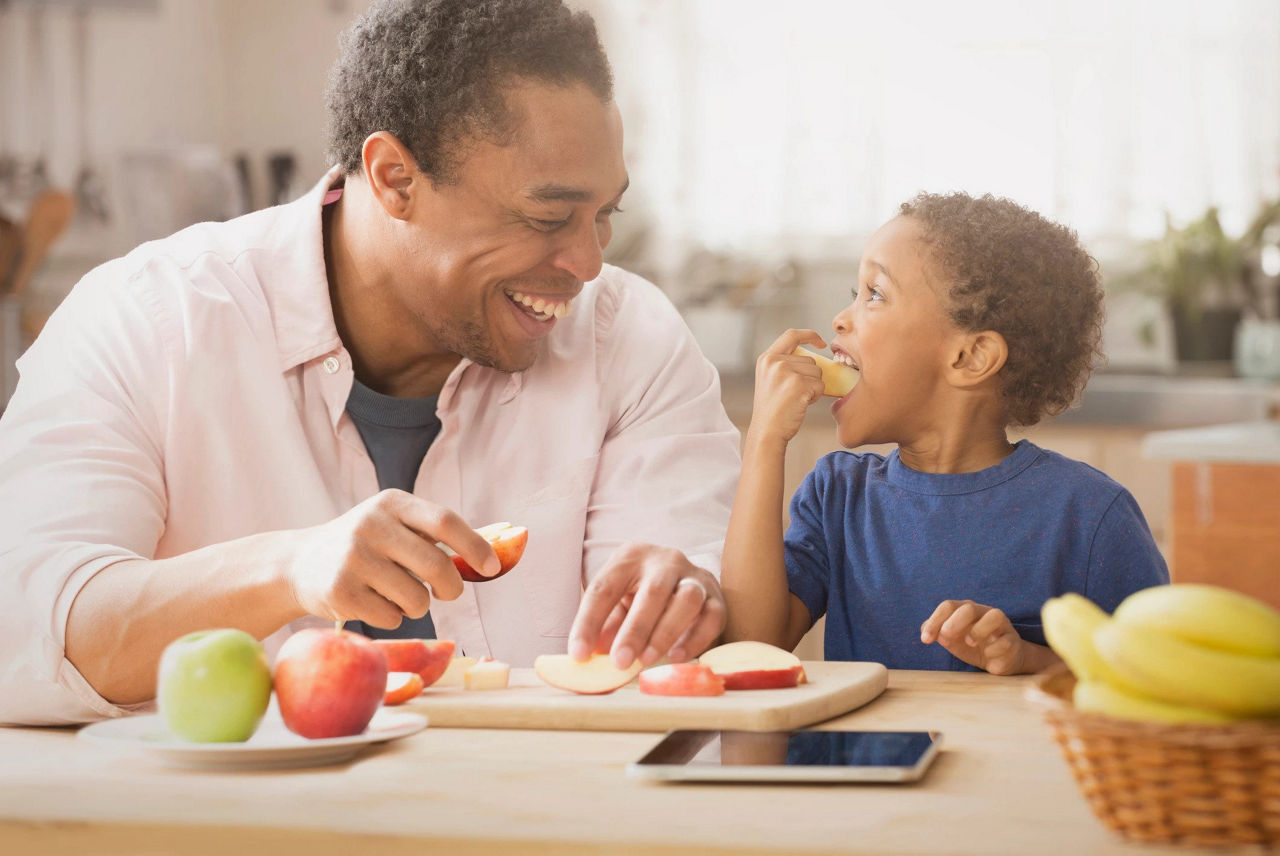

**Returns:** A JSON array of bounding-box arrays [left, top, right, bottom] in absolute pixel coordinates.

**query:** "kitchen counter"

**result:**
[[0, 671, 1227, 855]]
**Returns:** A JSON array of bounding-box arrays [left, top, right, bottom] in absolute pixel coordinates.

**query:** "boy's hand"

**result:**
[[747, 329, 827, 446], [920, 599, 1026, 675]]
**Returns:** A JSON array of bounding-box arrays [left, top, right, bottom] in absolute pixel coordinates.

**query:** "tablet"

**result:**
[[626, 729, 942, 783]]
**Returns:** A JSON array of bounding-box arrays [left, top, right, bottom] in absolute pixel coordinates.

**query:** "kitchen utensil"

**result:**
[[6, 189, 75, 298], [403, 660, 887, 732]]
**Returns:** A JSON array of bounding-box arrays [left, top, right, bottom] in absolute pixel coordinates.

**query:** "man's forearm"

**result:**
[[721, 432, 793, 647], [64, 530, 306, 706]]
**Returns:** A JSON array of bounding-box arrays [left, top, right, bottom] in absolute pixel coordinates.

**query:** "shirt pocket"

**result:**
[[508, 454, 599, 637]]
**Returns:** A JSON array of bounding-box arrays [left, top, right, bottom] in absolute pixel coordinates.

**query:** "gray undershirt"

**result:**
[[342, 378, 441, 640]]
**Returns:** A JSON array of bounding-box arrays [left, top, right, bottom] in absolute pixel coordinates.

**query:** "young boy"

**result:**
[[721, 192, 1169, 674]]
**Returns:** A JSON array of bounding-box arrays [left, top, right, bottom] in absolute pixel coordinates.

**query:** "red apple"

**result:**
[[372, 638, 455, 687], [534, 653, 642, 695], [274, 629, 388, 738], [698, 641, 806, 690], [451, 522, 528, 582], [384, 671, 424, 705], [638, 662, 726, 697]]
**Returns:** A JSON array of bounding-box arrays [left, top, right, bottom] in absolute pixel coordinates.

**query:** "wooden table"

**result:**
[[0, 671, 1228, 855]]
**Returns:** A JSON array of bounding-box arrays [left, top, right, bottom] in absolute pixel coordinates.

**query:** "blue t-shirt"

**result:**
[[784, 440, 1169, 671]]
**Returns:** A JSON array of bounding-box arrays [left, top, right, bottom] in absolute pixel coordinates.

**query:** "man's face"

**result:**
[[388, 81, 627, 373], [828, 216, 963, 448]]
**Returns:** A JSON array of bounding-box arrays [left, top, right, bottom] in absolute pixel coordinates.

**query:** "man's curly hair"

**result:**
[[326, 0, 612, 182], [899, 193, 1104, 428]]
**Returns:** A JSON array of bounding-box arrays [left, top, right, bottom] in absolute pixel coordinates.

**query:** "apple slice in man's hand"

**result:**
[[450, 522, 529, 582], [698, 640, 806, 690], [534, 653, 643, 695]]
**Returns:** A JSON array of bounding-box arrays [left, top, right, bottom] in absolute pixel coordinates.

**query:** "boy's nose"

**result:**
[[833, 306, 852, 334]]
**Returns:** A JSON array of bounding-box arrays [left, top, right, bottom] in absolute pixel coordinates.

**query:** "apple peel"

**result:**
[[384, 671, 425, 705], [698, 640, 806, 690], [450, 522, 529, 583], [638, 662, 726, 697]]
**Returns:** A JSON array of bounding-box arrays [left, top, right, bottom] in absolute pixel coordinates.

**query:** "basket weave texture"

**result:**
[[1025, 666, 1280, 848]]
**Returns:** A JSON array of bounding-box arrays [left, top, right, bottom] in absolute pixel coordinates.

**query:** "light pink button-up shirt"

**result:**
[[0, 172, 741, 725]]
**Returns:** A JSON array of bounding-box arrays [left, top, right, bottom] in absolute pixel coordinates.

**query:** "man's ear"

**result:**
[[361, 131, 420, 221], [948, 329, 1008, 388]]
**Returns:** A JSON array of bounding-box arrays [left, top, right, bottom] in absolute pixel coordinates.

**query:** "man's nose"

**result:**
[[552, 218, 604, 284]]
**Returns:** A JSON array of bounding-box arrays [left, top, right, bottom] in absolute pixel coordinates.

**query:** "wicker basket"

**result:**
[[1025, 665, 1280, 847]]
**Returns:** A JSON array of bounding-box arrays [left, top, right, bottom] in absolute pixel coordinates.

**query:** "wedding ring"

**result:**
[[676, 577, 709, 599]]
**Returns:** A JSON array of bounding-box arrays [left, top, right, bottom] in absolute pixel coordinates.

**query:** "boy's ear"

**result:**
[[361, 131, 421, 222], [947, 330, 1008, 388]]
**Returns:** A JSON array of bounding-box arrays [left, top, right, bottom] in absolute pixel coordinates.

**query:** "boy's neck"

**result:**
[[897, 409, 1016, 475]]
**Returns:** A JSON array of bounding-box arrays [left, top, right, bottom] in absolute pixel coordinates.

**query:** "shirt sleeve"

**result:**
[[1084, 488, 1171, 613], [783, 462, 832, 628], [0, 262, 172, 724], [581, 271, 741, 583]]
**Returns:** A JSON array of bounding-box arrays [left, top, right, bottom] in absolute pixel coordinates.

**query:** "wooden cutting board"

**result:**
[[402, 661, 887, 732]]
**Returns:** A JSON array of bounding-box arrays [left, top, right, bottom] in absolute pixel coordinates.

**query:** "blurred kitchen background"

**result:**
[[2, 0, 1279, 612]]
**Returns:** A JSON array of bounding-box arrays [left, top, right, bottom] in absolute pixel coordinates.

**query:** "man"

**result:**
[[0, 0, 739, 725]]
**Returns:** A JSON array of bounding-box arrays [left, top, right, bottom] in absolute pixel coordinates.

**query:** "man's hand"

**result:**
[[285, 489, 499, 628], [568, 543, 726, 669], [920, 599, 1028, 676]]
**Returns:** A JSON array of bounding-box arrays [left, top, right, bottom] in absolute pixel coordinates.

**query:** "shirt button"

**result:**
[[323, 356, 341, 374]]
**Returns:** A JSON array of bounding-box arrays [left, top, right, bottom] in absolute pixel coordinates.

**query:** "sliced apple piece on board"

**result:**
[[698, 640, 806, 690], [372, 638, 455, 688], [638, 662, 726, 697], [384, 671, 425, 705], [434, 655, 478, 688], [793, 347, 859, 397], [464, 658, 511, 690], [450, 522, 529, 582], [534, 653, 643, 695]]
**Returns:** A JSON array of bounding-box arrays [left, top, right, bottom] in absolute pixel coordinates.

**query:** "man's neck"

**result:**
[[322, 182, 460, 398]]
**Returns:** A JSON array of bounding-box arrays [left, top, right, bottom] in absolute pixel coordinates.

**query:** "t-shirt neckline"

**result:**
[[885, 439, 1041, 496]]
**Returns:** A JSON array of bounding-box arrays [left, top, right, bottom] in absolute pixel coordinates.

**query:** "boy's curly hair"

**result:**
[[899, 193, 1104, 428], [326, 0, 612, 183]]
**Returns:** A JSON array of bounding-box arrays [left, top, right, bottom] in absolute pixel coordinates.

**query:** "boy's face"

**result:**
[[828, 216, 965, 449]]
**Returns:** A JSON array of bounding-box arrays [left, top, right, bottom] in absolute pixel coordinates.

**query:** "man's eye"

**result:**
[[531, 217, 570, 231], [597, 206, 624, 220]]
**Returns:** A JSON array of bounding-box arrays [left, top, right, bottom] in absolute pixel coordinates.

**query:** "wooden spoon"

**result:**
[[7, 190, 75, 298]]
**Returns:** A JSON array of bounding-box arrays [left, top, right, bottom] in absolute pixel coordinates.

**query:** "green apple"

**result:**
[[157, 628, 272, 742]]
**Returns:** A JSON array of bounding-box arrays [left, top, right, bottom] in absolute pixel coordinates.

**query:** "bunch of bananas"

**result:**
[[1041, 585, 1280, 724]]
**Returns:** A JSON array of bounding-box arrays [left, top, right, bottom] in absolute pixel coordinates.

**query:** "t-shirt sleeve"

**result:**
[[1084, 489, 1171, 613], [783, 462, 833, 628]]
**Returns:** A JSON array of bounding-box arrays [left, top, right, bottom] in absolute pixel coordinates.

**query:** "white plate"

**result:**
[[78, 707, 427, 770]]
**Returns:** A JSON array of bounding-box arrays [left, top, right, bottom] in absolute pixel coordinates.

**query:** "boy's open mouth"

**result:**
[[830, 345, 860, 371]]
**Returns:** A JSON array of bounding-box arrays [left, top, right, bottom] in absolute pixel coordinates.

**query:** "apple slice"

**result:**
[[384, 671, 425, 705], [698, 640, 806, 690], [638, 662, 726, 697], [434, 656, 478, 688], [372, 638, 455, 687], [464, 658, 511, 690], [451, 522, 529, 582], [793, 347, 859, 397], [534, 653, 643, 695]]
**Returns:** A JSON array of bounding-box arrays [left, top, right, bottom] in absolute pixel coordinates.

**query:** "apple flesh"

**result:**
[[534, 653, 643, 695], [638, 662, 726, 697], [464, 658, 510, 690], [793, 347, 859, 397], [384, 671, 425, 705], [451, 522, 528, 582], [434, 655, 478, 688], [274, 629, 388, 739], [373, 638, 455, 687], [157, 628, 272, 743], [698, 640, 806, 690]]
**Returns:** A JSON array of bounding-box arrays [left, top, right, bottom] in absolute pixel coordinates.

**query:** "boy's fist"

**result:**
[[748, 329, 828, 445], [920, 599, 1025, 675]]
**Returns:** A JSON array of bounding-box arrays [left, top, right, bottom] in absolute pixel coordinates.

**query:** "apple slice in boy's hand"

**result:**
[[793, 347, 859, 397], [449, 522, 529, 582], [698, 640, 806, 690], [534, 653, 643, 695]]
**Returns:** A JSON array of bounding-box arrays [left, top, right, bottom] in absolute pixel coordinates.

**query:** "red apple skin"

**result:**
[[373, 639, 431, 674], [719, 665, 806, 691], [383, 672, 425, 705], [453, 527, 528, 582], [416, 640, 456, 687], [274, 629, 388, 739], [639, 663, 726, 697]]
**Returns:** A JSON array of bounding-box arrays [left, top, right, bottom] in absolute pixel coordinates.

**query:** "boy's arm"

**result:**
[[721, 329, 827, 651], [722, 432, 812, 650]]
